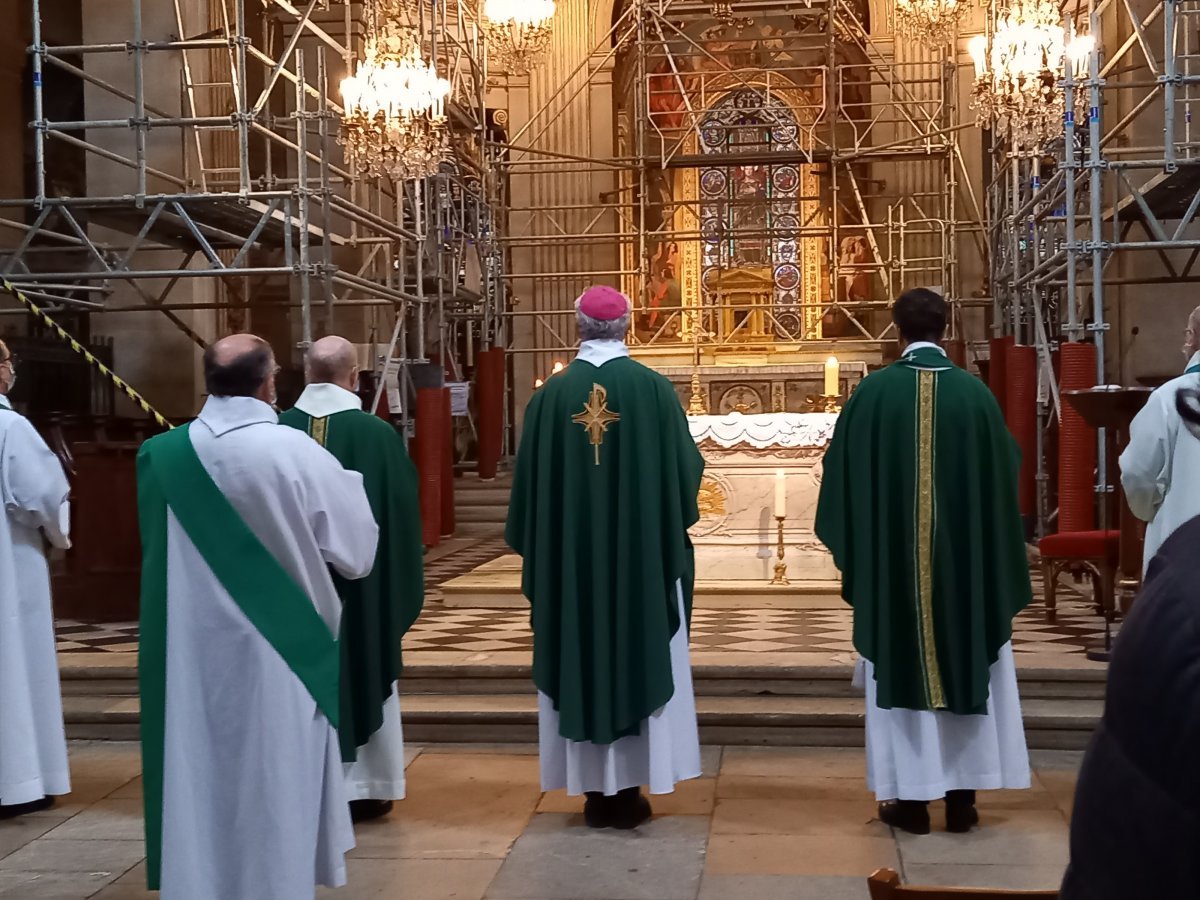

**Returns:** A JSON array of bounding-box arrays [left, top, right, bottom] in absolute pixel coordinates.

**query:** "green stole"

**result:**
[[137, 425, 341, 890], [1186, 365, 1200, 375]]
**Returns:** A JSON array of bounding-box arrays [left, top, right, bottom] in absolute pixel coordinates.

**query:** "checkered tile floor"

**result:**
[[55, 540, 1106, 658], [399, 594, 1104, 655]]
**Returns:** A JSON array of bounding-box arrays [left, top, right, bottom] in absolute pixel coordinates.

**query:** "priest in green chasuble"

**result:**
[[280, 335, 425, 823], [506, 285, 704, 829], [815, 289, 1033, 836]]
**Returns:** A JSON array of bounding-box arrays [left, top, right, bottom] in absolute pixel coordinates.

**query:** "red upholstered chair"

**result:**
[[1037, 530, 1119, 624]]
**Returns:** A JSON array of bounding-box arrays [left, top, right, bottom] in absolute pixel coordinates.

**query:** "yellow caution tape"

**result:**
[[1, 279, 174, 430]]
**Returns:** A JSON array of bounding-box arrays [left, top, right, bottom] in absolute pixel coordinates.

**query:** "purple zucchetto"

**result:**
[[577, 285, 631, 321]]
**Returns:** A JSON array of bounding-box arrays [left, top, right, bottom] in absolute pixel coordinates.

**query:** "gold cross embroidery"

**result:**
[[572, 383, 620, 466]]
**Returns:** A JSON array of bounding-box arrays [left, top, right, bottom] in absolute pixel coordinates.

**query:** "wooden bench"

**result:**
[[868, 869, 1059, 899]]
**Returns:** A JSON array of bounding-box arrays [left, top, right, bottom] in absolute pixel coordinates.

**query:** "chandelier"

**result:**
[[482, 0, 556, 75], [893, 0, 967, 47], [967, 0, 1094, 150], [339, 1, 451, 181]]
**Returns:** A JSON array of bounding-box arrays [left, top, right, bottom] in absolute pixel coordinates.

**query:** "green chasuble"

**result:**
[[137, 425, 341, 889], [506, 355, 704, 744], [815, 346, 1032, 716], [279, 405, 425, 762]]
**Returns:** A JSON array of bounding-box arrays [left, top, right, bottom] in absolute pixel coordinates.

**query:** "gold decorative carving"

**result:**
[[696, 478, 727, 518]]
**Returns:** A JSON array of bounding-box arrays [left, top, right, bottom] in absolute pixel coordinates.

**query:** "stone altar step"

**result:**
[[60, 692, 1100, 750], [59, 661, 1105, 748], [439, 554, 845, 609]]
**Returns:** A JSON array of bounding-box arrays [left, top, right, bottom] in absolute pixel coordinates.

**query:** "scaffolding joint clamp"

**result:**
[[1086, 321, 1111, 333], [1082, 240, 1111, 252]]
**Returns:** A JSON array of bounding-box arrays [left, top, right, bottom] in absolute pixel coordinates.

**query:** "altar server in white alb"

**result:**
[[0, 340, 72, 818], [137, 334, 379, 899], [816, 289, 1032, 835], [1120, 304, 1200, 573], [506, 286, 704, 829]]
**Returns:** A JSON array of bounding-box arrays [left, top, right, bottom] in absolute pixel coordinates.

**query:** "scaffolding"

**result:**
[[495, 0, 986, 373], [0, 0, 503, 420], [988, 0, 1200, 532]]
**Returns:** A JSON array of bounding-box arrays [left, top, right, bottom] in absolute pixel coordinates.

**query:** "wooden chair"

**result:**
[[868, 869, 1059, 899], [1037, 530, 1119, 624]]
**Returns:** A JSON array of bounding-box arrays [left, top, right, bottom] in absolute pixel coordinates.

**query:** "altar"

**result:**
[[689, 412, 839, 583], [440, 410, 844, 609]]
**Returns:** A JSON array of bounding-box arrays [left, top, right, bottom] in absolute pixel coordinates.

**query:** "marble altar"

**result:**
[[688, 412, 839, 583], [440, 411, 844, 609]]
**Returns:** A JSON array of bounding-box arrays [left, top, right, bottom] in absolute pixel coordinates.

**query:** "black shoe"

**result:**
[[0, 796, 54, 820], [350, 799, 394, 823], [609, 787, 652, 830], [879, 800, 931, 835], [584, 791, 613, 829], [945, 790, 979, 833]]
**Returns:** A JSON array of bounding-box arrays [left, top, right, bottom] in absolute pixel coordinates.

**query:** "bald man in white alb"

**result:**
[[1121, 305, 1200, 571]]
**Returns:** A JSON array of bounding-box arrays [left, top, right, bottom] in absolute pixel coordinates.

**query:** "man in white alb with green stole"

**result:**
[[816, 289, 1032, 835], [137, 334, 379, 899], [506, 285, 704, 830], [280, 335, 424, 823]]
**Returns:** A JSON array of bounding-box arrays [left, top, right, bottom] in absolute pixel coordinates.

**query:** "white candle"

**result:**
[[774, 469, 787, 518], [824, 355, 840, 397]]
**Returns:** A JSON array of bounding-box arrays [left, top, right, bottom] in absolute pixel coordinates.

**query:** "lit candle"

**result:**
[[774, 469, 786, 518], [534, 378, 544, 389], [824, 356, 840, 397], [552, 361, 564, 374]]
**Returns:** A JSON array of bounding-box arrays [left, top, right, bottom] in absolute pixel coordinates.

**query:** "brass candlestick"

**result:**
[[770, 515, 789, 585]]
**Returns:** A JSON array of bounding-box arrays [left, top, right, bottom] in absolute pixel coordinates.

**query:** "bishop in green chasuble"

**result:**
[[506, 286, 703, 827], [815, 290, 1031, 832], [279, 336, 425, 816]]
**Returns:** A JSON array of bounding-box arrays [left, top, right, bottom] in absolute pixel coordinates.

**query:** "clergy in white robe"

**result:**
[[1120, 306, 1200, 573], [279, 336, 425, 823], [0, 341, 72, 815], [816, 290, 1032, 836], [137, 334, 379, 900], [506, 287, 703, 830]]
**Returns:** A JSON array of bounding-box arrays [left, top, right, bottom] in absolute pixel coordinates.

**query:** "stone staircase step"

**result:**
[[457, 507, 509, 524], [61, 690, 1103, 750]]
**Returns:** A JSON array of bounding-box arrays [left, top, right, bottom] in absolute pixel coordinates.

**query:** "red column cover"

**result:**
[[990, 335, 1013, 419], [1006, 343, 1037, 517], [440, 387, 456, 538], [1058, 342, 1098, 533]]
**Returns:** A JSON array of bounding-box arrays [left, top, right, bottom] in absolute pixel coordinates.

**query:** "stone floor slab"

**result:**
[[716, 773, 868, 803], [0, 817, 68, 862], [719, 746, 866, 780], [41, 800, 144, 842], [350, 753, 540, 860], [697, 873, 870, 900], [485, 813, 707, 900], [894, 810, 1070, 868], [0, 870, 124, 898], [706, 834, 898, 877], [711, 798, 886, 838], [317, 858, 503, 899], [0, 838, 144, 874]]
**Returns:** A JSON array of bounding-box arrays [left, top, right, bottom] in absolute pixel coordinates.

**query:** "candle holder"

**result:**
[[770, 514, 789, 585], [803, 393, 842, 414]]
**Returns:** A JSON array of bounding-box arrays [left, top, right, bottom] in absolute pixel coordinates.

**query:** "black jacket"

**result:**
[[1061, 515, 1200, 899]]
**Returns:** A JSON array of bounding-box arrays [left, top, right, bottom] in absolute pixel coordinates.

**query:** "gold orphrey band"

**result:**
[[915, 369, 946, 710], [1, 280, 175, 431]]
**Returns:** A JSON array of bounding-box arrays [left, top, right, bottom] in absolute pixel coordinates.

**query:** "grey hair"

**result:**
[[575, 304, 631, 342]]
